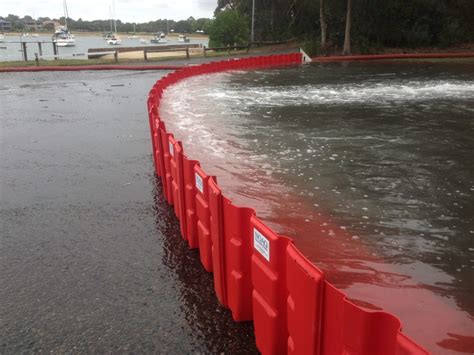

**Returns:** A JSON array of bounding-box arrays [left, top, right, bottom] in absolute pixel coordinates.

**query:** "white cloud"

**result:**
[[2, 0, 217, 22]]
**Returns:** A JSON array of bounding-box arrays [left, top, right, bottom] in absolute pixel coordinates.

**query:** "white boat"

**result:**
[[140, 38, 148, 44], [52, 27, 75, 47], [107, 35, 122, 45], [103, 32, 114, 40], [128, 22, 138, 39], [151, 32, 167, 43], [178, 34, 190, 43], [52, 1, 75, 47], [107, 2, 121, 45], [22, 33, 30, 37]]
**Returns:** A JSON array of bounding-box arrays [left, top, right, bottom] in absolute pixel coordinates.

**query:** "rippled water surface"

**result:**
[[161, 61, 474, 354]]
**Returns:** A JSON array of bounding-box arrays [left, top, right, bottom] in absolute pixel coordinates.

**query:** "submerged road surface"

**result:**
[[0, 71, 257, 353]]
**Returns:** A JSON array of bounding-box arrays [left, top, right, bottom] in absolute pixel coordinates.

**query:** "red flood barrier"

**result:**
[[194, 165, 214, 272], [147, 53, 429, 355], [286, 244, 323, 354], [221, 197, 255, 321], [182, 154, 200, 248], [168, 136, 187, 231], [251, 216, 292, 354]]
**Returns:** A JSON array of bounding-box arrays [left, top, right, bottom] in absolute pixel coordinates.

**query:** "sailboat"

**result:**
[[52, 0, 75, 47], [107, 2, 122, 45], [128, 21, 138, 39], [32, 13, 39, 37]]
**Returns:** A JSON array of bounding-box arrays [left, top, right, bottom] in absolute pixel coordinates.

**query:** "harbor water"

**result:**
[[160, 61, 474, 354], [0, 34, 208, 62]]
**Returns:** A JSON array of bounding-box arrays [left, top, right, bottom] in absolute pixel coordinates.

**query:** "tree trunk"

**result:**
[[320, 0, 327, 50], [343, 0, 352, 55]]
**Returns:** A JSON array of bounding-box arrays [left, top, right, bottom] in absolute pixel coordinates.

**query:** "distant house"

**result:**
[[42, 20, 61, 31], [24, 20, 42, 31], [0, 19, 12, 31]]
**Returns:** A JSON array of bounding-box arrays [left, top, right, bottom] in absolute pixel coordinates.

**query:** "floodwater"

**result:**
[[0, 71, 256, 353], [0, 34, 208, 62], [160, 61, 474, 354]]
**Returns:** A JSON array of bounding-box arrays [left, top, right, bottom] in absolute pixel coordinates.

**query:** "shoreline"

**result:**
[[2, 31, 209, 39], [2, 49, 474, 72]]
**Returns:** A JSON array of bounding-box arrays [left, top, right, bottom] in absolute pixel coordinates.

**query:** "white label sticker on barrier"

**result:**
[[195, 172, 203, 193], [254, 228, 270, 261], [169, 141, 174, 157]]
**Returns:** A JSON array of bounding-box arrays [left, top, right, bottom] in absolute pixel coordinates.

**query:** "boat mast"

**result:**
[[109, 6, 113, 32], [63, 0, 69, 30], [112, 0, 117, 34]]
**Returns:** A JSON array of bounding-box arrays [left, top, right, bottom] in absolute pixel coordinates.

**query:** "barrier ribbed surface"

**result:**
[[147, 53, 430, 355]]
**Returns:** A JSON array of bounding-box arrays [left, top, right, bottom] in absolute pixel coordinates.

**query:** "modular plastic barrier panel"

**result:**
[[251, 216, 291, 355], [222, 197, 255, 321], [147, 54, 429, 355], [321, 282, 401, 355], [208, 177, 227, 305], [155, 117, 165, 176], [182, 155, 200, 248], [167, 135, 181, 218], [168, 136, 187, 239], [194, 166, 213, 272], [159, 128, 174, 205], [286, 244, 323, 355]]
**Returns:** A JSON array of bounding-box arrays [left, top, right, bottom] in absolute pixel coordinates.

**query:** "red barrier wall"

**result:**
[[182, 155, 200, 248], [222, 197, 255, 321], [194, 165, 214, 272], [147, 53, 429, 355]]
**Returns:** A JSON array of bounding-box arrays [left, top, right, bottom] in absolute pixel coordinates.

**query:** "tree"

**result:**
[[342, 0, 352, 55], [209, 9, 249, 47], [214, 0, 238, 15], [175, 19, 192, 33]]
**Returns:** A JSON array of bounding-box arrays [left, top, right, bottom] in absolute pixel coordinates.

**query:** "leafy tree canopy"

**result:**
[[208, 9, 249, 47]]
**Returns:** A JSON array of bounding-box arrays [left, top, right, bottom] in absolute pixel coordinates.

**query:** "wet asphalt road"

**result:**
[[0, 71, 257, 353]]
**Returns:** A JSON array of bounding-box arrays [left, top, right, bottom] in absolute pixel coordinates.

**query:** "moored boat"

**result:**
[[52, 0, 75, 47], [178, 34, 190, 43], [150, 32, 167, 43], [52, 27, 75, 47], [107, 35, 122, 45]]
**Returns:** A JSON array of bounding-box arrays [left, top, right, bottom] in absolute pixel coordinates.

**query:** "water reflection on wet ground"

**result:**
[[0, 71, 257, 353], [161, 61, 474, 354]]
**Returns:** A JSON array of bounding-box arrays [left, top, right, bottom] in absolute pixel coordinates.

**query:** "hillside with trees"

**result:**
[[210, 0, 474, 54], [0, 14, 211, 35]]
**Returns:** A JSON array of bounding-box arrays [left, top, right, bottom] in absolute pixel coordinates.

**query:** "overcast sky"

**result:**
[[2, 0, 217, 22]]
